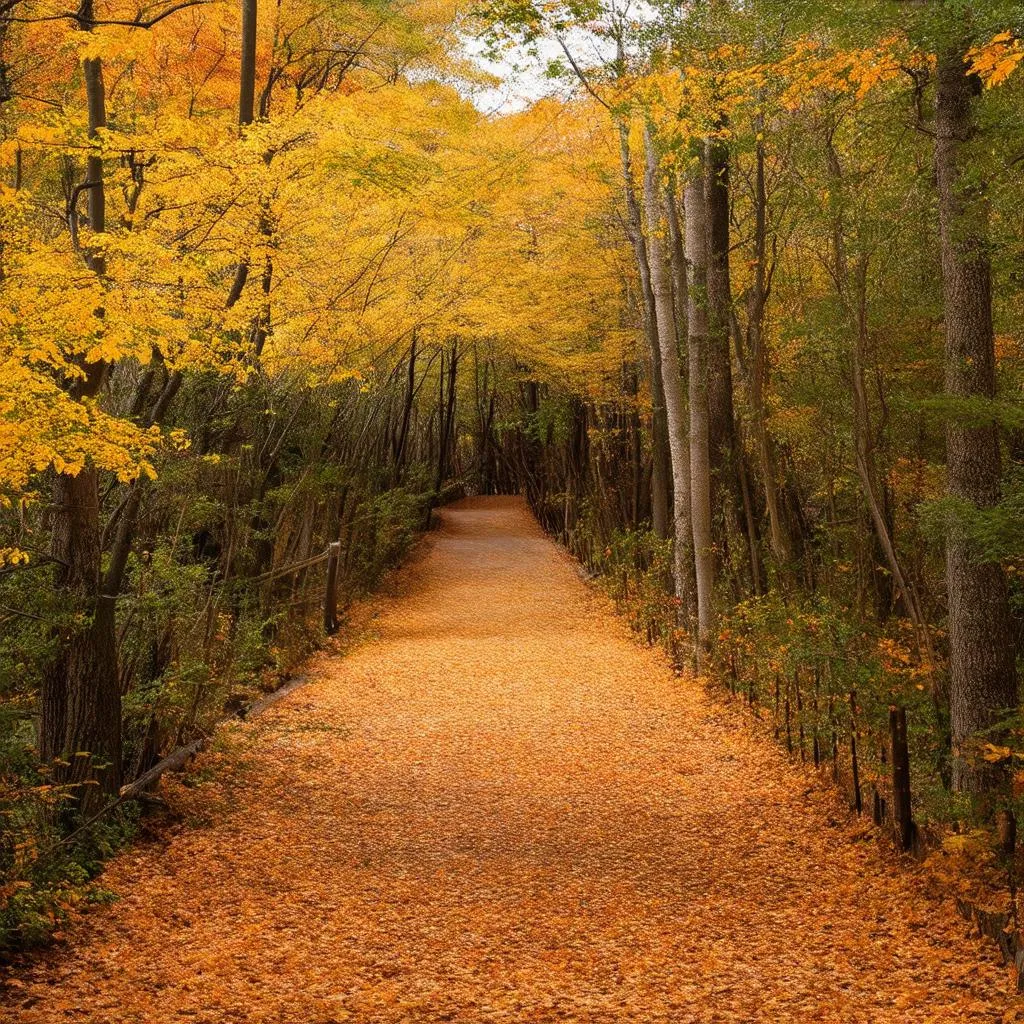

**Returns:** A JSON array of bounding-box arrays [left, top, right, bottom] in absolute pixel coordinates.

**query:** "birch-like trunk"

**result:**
[[663, 176, 697, 627], [619, 122, 671, 539], [665, 177, 688, 347], [642, 127, 696, 630], [684, 161, 715, 660], [704, 137, 737, 484]]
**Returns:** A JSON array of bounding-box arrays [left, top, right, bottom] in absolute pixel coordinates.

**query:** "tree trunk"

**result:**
[[619, 122, 670, 539], [435, 342, 458, 492], [705, 136, 752, 569], [642, 127, 696, 628], [394, 330, 417, 482], [935, 47, 1018, 795], [665, 177, 688, 351], [704, 136, 736, 474], [684, 159, 715, 660], [42, 465, 122, 800], [41, 43, 121, 804], [746, 137, 791, 570], [239, 0, 257, 127]]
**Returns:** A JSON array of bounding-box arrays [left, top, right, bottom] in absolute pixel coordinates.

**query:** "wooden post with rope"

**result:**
[[890, 705, 914, 851], [324, 541, 341, 635]]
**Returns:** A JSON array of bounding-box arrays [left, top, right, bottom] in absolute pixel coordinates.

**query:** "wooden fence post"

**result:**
[[774, 672, 781, 740], [828, 689, 839, 781], [324, 541, 340, 635], [850, 689, 862, 815], [812, 667, 821, 768], [872, 735, 888, 827], [890, 705, 914, 851], [795, 669, 805, 762], [998, 808, 1017, 858], [785, 693, 793, 755]]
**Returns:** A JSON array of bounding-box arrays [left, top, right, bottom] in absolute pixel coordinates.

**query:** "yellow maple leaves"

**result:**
[[0, 0, 641, 509], [772, 35, 906, 113], [12, 0, 1014, 532], [968, 31, 1024, 89]]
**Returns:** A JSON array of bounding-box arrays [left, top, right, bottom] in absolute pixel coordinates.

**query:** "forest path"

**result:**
[[3, 497, 1014, 1022]]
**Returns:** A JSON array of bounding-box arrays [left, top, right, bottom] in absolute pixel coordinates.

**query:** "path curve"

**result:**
[[2, 497, 1014, 1022]]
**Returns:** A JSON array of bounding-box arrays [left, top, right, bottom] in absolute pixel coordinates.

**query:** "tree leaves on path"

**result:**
[[2, 498, 1016, 1021]]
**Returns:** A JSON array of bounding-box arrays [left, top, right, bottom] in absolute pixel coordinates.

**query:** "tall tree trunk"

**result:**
[[41, 36, 121, 804], [704, 135, 736, 472], [239, 0, 257, 127], [619, 122, 671, 539], [435, 342, 458, 492], [394, 329, 417, 482], [935, 47, 1018, 795], [664, 176, 698, 609], [642, 128, 696, 628], [64, 0, 262, 795], [665, 177, 688, 350], [705, 135, 763, 598], [704, 136, 749, 564], [684, 158, 715, 660], [746, 137, 791, 571], [224, 0, 258, 306]]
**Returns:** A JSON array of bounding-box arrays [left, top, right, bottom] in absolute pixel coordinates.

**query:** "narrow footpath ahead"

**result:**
[[3, 498, 1015, 1022]]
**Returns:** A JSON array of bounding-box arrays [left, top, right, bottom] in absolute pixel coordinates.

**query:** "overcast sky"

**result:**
[[459, 0, 652, 114], [460, 35, 564, 115], [459, 25, 621, 116]]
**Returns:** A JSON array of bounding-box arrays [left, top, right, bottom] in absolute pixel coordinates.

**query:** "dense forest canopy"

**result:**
[[3, 0, 1024, 946]]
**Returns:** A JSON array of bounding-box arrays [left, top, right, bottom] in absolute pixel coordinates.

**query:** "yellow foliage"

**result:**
[[968, 31, 1024, 89], [0, 0, 638, 498]]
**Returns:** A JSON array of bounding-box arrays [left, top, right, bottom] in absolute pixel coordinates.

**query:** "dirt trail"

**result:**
[[3, 497, 1015, 1022]]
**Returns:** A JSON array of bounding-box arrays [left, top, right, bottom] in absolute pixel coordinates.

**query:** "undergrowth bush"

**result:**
[[0, 471, 446, 950], [577, 525, 1011, 836]]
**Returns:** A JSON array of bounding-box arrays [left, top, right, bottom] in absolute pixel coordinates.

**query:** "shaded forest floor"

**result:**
[[1, 497, 1018, 1022]]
